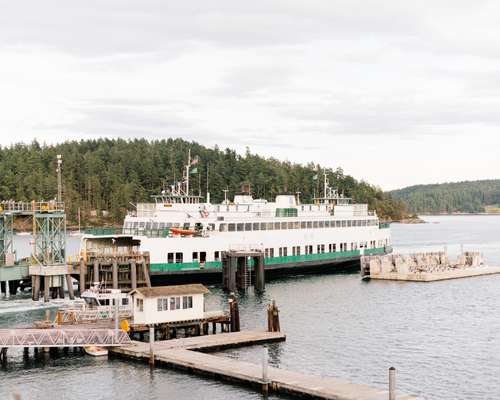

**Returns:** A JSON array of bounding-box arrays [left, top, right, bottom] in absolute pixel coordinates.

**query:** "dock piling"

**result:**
[[149, 326, 155, 367], [43, 276, 50, 302], [79, 258, 86, 295], [389, 367, 396, 400], [112, 260, 118, 289], [262, 348, 269, 394], [130, 259, 137, 290], [66, 274, 75, 300]]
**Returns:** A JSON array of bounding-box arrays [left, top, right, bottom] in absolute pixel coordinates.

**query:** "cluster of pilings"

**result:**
[[74, 252, 151, 293], [222, 250, 265, 292], [31, 271, 74, 302]]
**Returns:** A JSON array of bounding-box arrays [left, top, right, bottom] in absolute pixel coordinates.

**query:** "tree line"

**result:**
[[0, 138, 407, 225], [390, 180, 500, 214]]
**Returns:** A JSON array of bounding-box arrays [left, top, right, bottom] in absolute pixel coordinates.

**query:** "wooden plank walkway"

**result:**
[[110, 331, 417, 400]]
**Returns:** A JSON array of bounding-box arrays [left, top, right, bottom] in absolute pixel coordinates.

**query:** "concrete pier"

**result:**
[[362, 251, 500, 282], [110, 331, 416, 400]]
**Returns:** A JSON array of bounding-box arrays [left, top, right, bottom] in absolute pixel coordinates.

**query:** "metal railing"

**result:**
[[0, 328, 131, 348], [0, 201, 65, 214]]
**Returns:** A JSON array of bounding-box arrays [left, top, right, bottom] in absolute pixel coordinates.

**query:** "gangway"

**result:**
[[0, 328, 131, 348]]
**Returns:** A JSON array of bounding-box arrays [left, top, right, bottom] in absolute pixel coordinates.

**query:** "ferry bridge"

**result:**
[[0, 328, 131, 349]]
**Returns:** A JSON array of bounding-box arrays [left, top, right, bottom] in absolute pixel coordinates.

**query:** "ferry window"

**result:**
[[220, 224, 227, 232], [328, 244, 332, 252], [237, 223, 244, 231], [167, 253, 174, 263], [307, 221, 312, 229], [363, 220, 367, 226], [192, 252, 199, 260], [245, 223, 252, 231], [281, 222, 287, 229], [139, 222, 145, 228], [159, 223, 165, 229], [274, 222, 280, 230], [208, 223, 215, 231], [137, 298, 143, 312], [325, 220, 330, 228], [283, 247, 288, 256], [333, 244, 337, 252], [319, 221, 324, 228], [166, 222, 172, 228], [341, 220, 346, 227], [301, 221, 306, 229], [175, 252, 183, 263], [265, 248, 269, 258], [253, 223, 260, 231], [183, 296, 193, 309], [313, 221, 319, 228], [293, 221, 299, 229], [267, 222, 274, 230], [261, 222, 267, 230], [200, 252, 206, 263], [183, 223, 190, 230], [269, 248, 275, 257], [228, 223, 235, 232], [173, 223, 180, 228], [288, 221, 294, 229], [133, 222, 139, 228], [347, 220, 351, 227], [214, 251, 220, 261], [152, 222, 158, 229], [279, 247, 283, 257]]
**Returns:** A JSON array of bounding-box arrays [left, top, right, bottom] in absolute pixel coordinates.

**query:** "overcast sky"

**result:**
[[2, 1, 500, 190]]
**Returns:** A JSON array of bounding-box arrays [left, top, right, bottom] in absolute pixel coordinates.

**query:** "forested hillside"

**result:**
[[391, 180, 500, 214], [0, 139, 407, 225]]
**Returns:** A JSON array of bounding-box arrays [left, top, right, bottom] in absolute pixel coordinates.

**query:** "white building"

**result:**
[[130, 284, 209, 325]]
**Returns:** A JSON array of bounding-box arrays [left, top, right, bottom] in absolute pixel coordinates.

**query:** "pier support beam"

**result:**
[[32, 275, 40, 301], [389, 367, 396, 400], [93, 260, 100, 284], [112, 260, 118, 289], [5, 280, 9, 298], [130, 260, 137, 290], [142, 259, 151, 288], [254, 255, 265, 292], [149, 326, 155, 367], [43, 275, 50, 302], [65, 274, 75, 300], [79, 258, 86, 295]]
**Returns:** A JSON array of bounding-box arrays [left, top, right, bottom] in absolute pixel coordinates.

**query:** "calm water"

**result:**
[[2, 216, 500, 400]]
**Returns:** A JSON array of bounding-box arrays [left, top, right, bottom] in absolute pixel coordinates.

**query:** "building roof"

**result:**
[[130, 284, 209, 298]]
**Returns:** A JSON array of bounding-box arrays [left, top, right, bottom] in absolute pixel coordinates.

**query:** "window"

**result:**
[[319, 221, 324, 228], [288, 221, 294, 229], [325, 220, 330, 228], [301, 221, 306, 229], [192, 252, 199, 260], [170, 296, 181, 310], [253, 223, 260, 231], [305, 245, 313, 255], [136, 298, 143, 312], [228, 223, 235, 232], [237, 223, 244, 231], [260, 222, 267, 230], [313, 221, 319, 228], [292, 246, 301, 256], [167, 252, 174, 263], [214, 251, 220, 261], [245, 223, 252, 231], [283, 247, 288, 256], [317, 244, 325, 253], [200, 251, 206, 263], [219, 224, 227, 232], [267, 222, 274, 230], [157, 297, 169, 311], [281, 222, 287, 229], [183, 296, 193, 309], [342, 220, 347, 227], [274, 222, 280, 230], [122, 298, 129, 306], [307, 221, 312, 228], [347, 220, 352, 228], [175, 252, 183, 263]]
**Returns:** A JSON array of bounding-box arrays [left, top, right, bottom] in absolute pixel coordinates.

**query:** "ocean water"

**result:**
[[1, 216, 500, 400]]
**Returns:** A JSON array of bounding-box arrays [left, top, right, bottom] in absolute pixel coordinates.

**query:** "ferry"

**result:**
[[80, 153, 392, 283]]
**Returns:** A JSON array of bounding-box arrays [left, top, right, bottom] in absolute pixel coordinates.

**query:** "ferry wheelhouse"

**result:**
[[80, 155, 392, 282]]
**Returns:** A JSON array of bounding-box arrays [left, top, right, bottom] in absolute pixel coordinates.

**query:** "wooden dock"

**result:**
[[110, 331, 417, 400]]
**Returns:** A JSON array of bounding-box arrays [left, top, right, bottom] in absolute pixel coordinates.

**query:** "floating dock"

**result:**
[[110, 331, 416, 400], [362, 251, 500, 282]]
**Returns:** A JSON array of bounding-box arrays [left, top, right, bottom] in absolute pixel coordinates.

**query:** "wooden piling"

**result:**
[[389, 367, 396, 400], [267, 301, 281, 332], [149, 326, 155, 367], [254, 255, 265, 291], [229, 294, 240, 332]]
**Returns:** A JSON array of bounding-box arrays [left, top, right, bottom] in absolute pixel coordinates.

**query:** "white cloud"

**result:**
[[1, 1, 500, 189]]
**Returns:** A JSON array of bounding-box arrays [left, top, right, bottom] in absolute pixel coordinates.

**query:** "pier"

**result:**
[[110, 331, 415, 400]]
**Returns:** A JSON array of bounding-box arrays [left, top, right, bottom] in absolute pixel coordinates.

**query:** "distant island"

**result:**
[[390, 180, 500, 215], [0, 139, 408, 228]]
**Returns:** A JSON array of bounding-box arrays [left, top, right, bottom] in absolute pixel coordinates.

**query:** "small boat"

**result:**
[[84, 346, 108, 357]]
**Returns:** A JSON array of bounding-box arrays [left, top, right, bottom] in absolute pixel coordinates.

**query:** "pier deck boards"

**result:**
[[370, 265, 500, 282], [110, 331, 416, 400]]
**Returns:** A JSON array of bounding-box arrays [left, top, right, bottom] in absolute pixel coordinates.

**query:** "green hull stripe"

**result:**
[[150, 247, 387, 273]]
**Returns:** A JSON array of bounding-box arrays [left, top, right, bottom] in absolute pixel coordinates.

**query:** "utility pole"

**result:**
[[56, 154, 63, 203]]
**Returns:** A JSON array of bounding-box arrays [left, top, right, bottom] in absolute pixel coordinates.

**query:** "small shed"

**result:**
[[130, 284, 209, 325]]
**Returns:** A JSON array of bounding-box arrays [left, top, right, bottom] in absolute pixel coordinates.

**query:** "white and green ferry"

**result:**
[[80, 156, 391, 283]]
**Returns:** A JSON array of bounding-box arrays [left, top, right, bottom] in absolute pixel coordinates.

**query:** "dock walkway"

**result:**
[[110, 331, 416, 400]]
